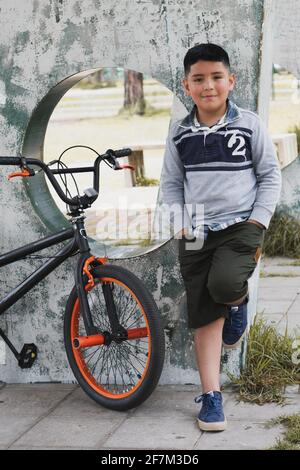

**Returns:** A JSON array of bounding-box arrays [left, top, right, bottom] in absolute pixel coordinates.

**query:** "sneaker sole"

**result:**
[[197, 418, 227, 432], [222, 329, 247, 349]]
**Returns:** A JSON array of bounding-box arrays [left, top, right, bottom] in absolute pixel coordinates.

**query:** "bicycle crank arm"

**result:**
[[73, 327, 149, 349]]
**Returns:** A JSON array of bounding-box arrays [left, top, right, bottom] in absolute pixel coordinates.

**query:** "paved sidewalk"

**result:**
[[0, 383, 299, 450], [0, 256, 299, 450], [258, 256, 300, 334]]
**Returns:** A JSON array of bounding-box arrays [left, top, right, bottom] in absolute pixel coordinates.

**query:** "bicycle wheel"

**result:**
[[64, 264, 165, 411]]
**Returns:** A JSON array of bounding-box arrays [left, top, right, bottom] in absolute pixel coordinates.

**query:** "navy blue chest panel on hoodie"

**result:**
[[173, 126, 253, 172]]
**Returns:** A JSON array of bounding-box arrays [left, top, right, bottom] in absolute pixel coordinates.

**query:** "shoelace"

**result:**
[[194, 394, 204, 404], [194, 393, 221, 407]]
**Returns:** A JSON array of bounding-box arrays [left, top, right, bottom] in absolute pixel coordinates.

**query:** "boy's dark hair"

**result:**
[[184, 43, 230, 76]]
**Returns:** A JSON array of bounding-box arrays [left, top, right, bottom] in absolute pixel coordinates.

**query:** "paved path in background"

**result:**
[[52, 85, 173, 121], [258, 256, 300, 335]]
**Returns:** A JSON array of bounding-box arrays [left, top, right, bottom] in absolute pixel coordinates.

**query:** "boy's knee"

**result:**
[[207, 275, 244, 305]]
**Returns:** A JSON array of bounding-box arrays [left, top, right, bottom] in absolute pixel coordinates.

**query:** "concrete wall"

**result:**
[[272, 0, 300, 78], [268, 0, 300, 216], [0, 0, 265, 383]]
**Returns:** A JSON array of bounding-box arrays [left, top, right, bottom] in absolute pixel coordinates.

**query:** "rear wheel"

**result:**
[[64, 264, 165, 411]]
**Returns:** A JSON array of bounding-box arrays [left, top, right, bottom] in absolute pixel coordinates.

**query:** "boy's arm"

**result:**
[[249, 118, 282, 229], [160, 123, 192, 236]]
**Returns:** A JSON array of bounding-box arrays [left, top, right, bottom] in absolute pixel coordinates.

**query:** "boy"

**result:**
[[161, 43, 281, 431]]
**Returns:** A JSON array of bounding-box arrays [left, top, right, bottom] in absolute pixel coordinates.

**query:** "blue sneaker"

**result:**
[[222, 298, 248, 349], [195, 391, 227, 431]]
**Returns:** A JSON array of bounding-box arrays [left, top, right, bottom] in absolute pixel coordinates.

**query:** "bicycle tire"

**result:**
[[64, 264, 165, 411]]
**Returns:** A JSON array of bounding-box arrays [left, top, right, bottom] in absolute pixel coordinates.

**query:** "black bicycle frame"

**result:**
[[0, 219, 98, 336], [0, 150, 132, 358]]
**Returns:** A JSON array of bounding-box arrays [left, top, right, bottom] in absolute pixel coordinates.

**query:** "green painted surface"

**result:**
[[0, 0, 266, 383]]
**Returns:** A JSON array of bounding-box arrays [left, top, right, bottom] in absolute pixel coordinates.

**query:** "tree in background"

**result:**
[[123, 70, 146, 115], [84, 69, 104, 87], [76, 68, 119, 89]]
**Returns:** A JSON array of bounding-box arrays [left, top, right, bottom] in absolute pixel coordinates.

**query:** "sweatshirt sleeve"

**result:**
[[160, 122, 192, 235], [249, 117, 282, 228]]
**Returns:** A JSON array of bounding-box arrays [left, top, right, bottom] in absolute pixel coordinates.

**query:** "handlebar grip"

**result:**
[[0, 157, 22, 165], [114, 148, 132, 158]]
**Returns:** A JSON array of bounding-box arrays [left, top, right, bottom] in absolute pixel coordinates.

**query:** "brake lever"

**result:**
[[114, 162, 135, 171], [7, 167, 35, 180], [105, 149, 135, 171]]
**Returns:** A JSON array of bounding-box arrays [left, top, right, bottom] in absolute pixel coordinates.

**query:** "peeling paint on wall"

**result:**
[[0, 0, 266, 383]]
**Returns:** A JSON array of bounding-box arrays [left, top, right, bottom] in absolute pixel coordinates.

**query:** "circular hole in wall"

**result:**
[[23, 67, 178, 258]]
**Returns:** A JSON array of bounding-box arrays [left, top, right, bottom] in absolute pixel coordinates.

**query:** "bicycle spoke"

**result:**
[[73, 274, 153, 397]]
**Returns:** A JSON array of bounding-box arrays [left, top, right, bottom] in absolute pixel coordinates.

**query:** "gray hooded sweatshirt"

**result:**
[[160, 100, 282, 235]]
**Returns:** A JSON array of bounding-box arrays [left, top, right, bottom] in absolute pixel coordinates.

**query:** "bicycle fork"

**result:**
[[74, 256, 128, 348], [73, 218, 128, 348]]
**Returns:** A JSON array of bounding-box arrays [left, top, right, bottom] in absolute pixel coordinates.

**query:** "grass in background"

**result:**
[[112, 238, 154, 248], [263, 212, 300, 258], [229, 316, 300, 404], [118, 100, 170, 118], [278, 260, 300, 266], [135, 176, 159, 186], [260, 272, 300, 278], [288, 123, 300, 151], [267, 414, 300, 450]]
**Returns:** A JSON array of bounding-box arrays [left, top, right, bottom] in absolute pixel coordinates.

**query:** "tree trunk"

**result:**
[[123, 70, 146, 115], [86, 69, 104, 86]]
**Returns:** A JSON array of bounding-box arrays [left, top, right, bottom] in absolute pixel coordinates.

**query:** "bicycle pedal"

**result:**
[[18, 343, 38, 369]]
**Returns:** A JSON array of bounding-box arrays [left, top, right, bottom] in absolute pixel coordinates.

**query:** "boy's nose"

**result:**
[[204, 80, 214, 90]]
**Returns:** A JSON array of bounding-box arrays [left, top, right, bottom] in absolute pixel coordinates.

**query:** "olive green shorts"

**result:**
[[178, 221, 265, 329]]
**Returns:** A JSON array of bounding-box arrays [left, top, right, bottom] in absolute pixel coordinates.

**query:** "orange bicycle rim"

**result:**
[[70, 277, 151, 399]]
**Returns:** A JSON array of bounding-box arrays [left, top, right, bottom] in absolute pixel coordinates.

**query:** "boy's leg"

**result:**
[[178, 234, 229, 431], [207, 221, 265, 306], [207, 221, 265, 347], [194, 316, 225, 393], [194, 317, 227, 431], [178, 233, 229, 389]]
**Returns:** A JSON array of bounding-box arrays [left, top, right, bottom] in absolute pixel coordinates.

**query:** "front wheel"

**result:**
[[64, 264, 165, 411]]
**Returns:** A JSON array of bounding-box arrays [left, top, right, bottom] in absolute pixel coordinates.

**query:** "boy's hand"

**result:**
[[176, 227, 188, 238], [247, 219, 266, 229], [176, 227, 193, 238]]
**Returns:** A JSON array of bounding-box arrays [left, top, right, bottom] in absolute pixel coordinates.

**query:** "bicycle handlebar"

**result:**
[[111, 148, 132, 158], [0, 148, 132, 207]]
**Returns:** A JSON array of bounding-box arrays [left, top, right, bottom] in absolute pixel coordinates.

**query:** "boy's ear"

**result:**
[[182, 78, 190, 96], [229, 73, 236, 91]]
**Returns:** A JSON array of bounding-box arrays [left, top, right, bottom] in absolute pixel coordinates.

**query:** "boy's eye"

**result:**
[[194, 76, 223, 82]]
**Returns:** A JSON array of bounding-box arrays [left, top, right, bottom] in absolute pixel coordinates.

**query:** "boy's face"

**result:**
[[182, 60, 236, 116]]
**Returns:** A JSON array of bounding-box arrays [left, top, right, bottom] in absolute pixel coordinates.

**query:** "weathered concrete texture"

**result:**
[[277, 157, 300, 218], [267, 0, 300, 218], [273, 0, 300, 212], [272, 0, 300, 77], [0, 0, 266, 382], [1, 383, 299, 450]]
